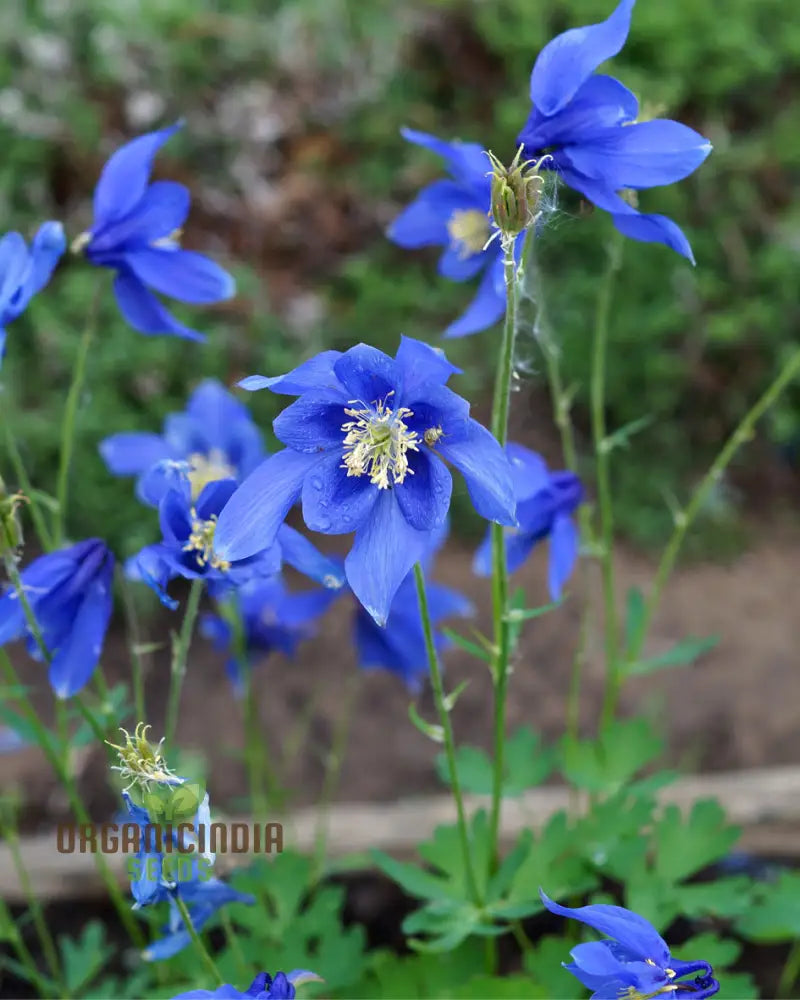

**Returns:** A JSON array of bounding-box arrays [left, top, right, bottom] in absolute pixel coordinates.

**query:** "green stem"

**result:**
[[54, 286, 100, 546], [0, 650, 145, 947], [312, 673, 360, 884], [1, 418, 53, 551], [219, 909, 249, 984], [164, 578, 204, 749], [628, 345, 800, 669], [119, 570, 149, 723], [487, 235, 518, 873], [778, 938, 800, 998], [413, 562, 481, 905], [592, 232, 624, 732], [172, 893, 224, 987], [0, 895, 53, 998], [0, 811, 66, 995]]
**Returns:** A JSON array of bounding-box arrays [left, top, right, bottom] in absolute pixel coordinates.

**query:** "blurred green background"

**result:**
[[1, 0, 798, 558]]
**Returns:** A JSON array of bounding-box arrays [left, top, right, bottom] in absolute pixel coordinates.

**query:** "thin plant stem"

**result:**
[[1, 418, 53, 551], [778, 938, 800, 998], [172, 893, 224, 987], [219, 909, 249, 984], [591, 231, 624, 732], [0, 895, 54, 998], [312, 672, 360, 884], [55, 285, 101, 546], [486, 235, 520, 875], [164, 578, 204, 750], [626, 345, 800, 678], [0, 650, 145, 947], [0, 811, 66, 995], [413, 562, 481, 905], [119, 570, 150, 723]]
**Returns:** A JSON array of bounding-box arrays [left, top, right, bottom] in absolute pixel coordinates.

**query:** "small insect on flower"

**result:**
[[106, 722, 182, 792]]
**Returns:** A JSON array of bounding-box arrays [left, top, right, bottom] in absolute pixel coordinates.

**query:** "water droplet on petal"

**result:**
[[310, 475, 323, 490]]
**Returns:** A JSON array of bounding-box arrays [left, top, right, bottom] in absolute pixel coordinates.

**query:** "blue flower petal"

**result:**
[[90, 180, 190, 253], [273, 390, 348, 453], [301, 450, 378, 534], [276, 524, 346, 588], [387, 180, 477, 248], [159, 487, 193, 543], [137, 460, 191, 507], [396, 450, 452, 531], [437, 243, 488, 282], [611, 210, 695, 263], [539, 890, 671, 966], [48, 554, 113, 698], [519, 74, 638, 152], [400, 128, 490, 190], [529, 0, 636, 116], [395, 336, 461, 395], [125, 247, 235, 304], [112, 269, 206, 340], [563, 119, 712, 189], [25, 221, 65, 300], [99, 432, 173, 475], [237, 351, 343, 395], [443, 254, 506, 338], [570, 941, 632, 978], [0, 232, 29, 309], [437, 419, 516, 526], [333, 344, 401, 402], [507, 443, 551, 501], [196, 478, 238, 520], [214, 450, 318, 562], [345, 491, 431, 626], [92, 122, 182, 229]]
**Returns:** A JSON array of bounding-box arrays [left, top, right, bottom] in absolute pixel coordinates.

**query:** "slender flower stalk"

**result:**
[[165, 577, 204, 748], [173, 893, 226, 988], [1, 419, 53, 551], [0, 649, 146, 947], [0, 896, 52, 997], [0, 808, 66, 995], [55, 284, 101, 546], [413, 562, 480, 905], [591, 230, 624, 731], [487, 234, 519, 869], [622, 345, 800, 707]]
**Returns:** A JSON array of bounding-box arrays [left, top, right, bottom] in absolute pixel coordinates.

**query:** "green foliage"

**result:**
[[435, 725, 555, 796]]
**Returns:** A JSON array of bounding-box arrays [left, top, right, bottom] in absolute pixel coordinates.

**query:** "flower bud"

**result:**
[[487, 147, 547, 238], [0, 478, 27, 557]]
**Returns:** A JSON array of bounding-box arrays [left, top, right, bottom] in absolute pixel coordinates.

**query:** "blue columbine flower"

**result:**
[[78, 122, 234, 340], [171, 970, 322, 999], [388, 129, 524, 338], [355, 523, 472, 690], [100, 379, 264, 506], [212, 337, 516, 626], [122, 790, 255, 962], [540, 889, 720, 999], [473, 443, 583, 600], [201, 574, 340, 695], [517, 0, 711, 262], [0, 539, 114, 698], [126, 473, 344, 608], [0, 222, 65, 367]]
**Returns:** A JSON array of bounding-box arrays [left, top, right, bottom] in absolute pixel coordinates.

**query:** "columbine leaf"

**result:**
[[59, 921, 113, 994], [653, 800, 740, 883], [436, 727, 553, 797], [561, 718, 663, 793], [371, 851, 459, 903], [735, 872, 800, 941]]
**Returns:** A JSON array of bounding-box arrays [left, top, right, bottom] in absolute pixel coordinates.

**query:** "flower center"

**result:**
[[187, 449, 236, 501], [341, 393, 420, 489], [183, 512, 231, 571], [447, 209, 490, 258], [150, 227, 183, 250]]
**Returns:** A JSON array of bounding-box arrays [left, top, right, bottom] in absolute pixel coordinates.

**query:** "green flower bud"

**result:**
[[0, 478, 27, 557], [487, 147, 547, 238]]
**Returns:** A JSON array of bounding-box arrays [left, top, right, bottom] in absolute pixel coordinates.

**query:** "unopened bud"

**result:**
[[487, 147, 547, 237], [0, 478, 27, 557]]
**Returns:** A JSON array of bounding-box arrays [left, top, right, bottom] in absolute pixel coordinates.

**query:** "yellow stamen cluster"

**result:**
[[106, 723, 181, 791], [341, 393, 420, 489], [187, 449, 236, 501], [447, 208, 491, 258], [183, 512, 231, 571]]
